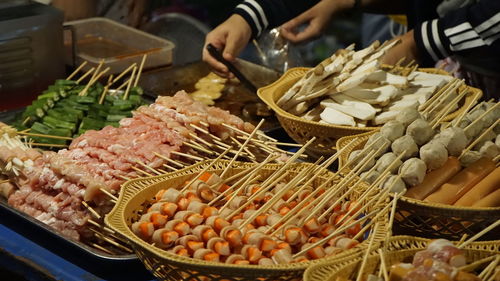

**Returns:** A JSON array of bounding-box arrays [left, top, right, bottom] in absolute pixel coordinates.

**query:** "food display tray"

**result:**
[[0, 110, 147, 272]]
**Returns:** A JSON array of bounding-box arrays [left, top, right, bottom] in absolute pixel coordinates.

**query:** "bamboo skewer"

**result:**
[[479, 255, 499, 280], [66, 61, 88, 80], [123, 66, 137, 100], [170, 151, 204, 161], [82, 201, 101, 219], [28, 142, 68, 148], [464, 102, 499, 132], [90, 228, 133, 253], [110, 63, 137, 86], [356, 223, 380, 281], [425, 80, 463, 118], [221, 122, 277, 142], [17, 131, 73, 140], [79, 67, 110, 96], [88, 219, 115, 234], [136, 160, 162, 176], [293, 209, 379, 258], [431, 88, 469, 129], [220, 120, 265, 179], [236, 158, 322, 230], [76, 67, 96, 84], [450, 91, 482, 128], [131, 166, 154, 177], [352, 194, 400, 241], [460, 119, 500, 159], [99, 74, 114, 105], [378, 249, 389, 281], [180, 147, 232, 193], [99, 187, 118, 201], [92, 243, 115, 255], [0, 179, 10, 184], [153, 152, 185, 168], [224, 171, 290, 220], [458, 219, 500, 249], [134, 54, 147, 87], [183, 141, 215, 155], [421, 79, 460, 114]]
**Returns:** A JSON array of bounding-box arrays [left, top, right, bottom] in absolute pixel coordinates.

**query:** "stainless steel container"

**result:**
[[0, 1, 64, 110]]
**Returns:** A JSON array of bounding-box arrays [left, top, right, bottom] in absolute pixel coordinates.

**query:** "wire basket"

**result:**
[[304, 235, 500, 281], [258, 67, 481, 156], [336, 132, 500, 241], [105, 160, 388, 281]]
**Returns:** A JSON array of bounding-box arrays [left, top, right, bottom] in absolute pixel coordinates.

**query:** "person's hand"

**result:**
[[380, 30, 419, 66], [203, 15, 252, 78], [280, 0, 348, 43]]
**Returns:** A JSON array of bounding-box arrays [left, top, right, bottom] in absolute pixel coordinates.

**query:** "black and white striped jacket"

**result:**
[[233, 0, 500, 72]]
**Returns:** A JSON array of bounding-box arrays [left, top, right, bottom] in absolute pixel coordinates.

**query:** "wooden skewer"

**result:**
[[99, 187, 118, 202], [420, 79, 457, 112], [153, 152, 185, 168], [426, 80, 463, 117], [237, 157, 322, 230], [170, 151, 204, 161], [115, 77, 132, 91], [79, 66, 110, 96], [180, 147, 231, 193], [188, 133, 214, 149], [229, 136, 256, 160], [90, 228, 133, 253], [162, 163, 179, 171], [28, 143, 68, 148], [17, 131, 73, 140], [66, 61, 88, 80], [457, 233, 468, 246], [431, 88, 469, 128], [134, 54, 147, 87], [378, 249, 389, 281], [215, 155, 277, 208], [458, 219, 500, 249], [422, 79, 460, 114], [479, 255, 499, 280], [493, 154, 500, 164], [92, 243, 116, 255], [294, 209, 379, 258], [88, 219, 116, 234], [110, 63, 137, 86], [76, 67, 96, 84], [82, 201, 101, 219], [136, 160, 162, 176], [184, 141, 215, 155], [385, 188, 402, 244], [356, 223, 380, 281], [117, 175, 131, 181], [123, 66, 136, 100], [352, 193, 402, 241], [221, 122, 277, 142], [450, 91, 482, 128], [220, 119, 265, 179], [263, 141, 302, 147], [464, 102, 500, 132], [99, 74, 114, 105], [268, 174, 336, 236], [460, 119, 500, 159], [225, 171, 290, 220], [0, 179, 10, 184], [131, 166, 154, 177]]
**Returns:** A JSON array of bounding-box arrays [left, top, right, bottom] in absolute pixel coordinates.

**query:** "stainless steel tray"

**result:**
[[0, 110, 138, 264], [138, 59, 282, 132]]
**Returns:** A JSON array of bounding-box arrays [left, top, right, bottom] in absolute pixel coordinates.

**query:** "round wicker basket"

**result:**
[[304, 235, 500, 281], [258, 67, 481, 156], [336, 132, 500, 241], [105, 160, 388, 281]]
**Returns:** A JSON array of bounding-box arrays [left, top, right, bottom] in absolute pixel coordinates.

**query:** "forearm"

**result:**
[[234, 0, 320, 38], [413, 0, 500, 68]]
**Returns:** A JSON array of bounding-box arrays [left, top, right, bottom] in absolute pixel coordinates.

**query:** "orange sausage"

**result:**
[[471, 189, 500, 208], [424, 158, 495, 205], [455, 167, 500, 206], [405, 157, 462, 200]]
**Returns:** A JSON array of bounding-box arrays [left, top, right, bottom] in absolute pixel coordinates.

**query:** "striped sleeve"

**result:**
[[414, 0, 500, 65], [234, 0, 320, 38]]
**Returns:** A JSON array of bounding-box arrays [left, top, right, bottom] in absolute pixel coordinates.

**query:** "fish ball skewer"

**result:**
[[399, 158, 427, 187], [375, 152, 403, 174], [406, 119, 434, 146], [419, 141, 448, 171], [380, 120, 405, 141], [391, 135, 418, 160]]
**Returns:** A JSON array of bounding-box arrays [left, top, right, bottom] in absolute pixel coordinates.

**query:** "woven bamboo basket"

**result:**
[[304, 235, 500, 281], [105, 160, 389, 281], [336, 132, 500, 241], [258, 67, 480, 156]]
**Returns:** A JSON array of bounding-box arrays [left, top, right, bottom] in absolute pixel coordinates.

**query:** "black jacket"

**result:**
[[234, 0, 500, 74]]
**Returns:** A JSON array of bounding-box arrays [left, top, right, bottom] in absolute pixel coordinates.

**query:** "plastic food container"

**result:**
[[64, 17, 174, 74]]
